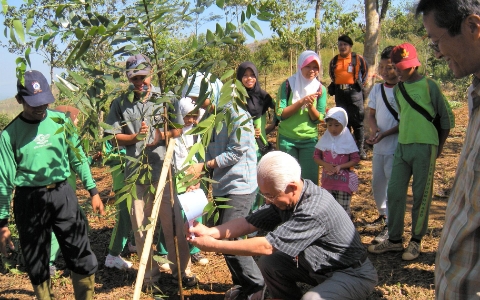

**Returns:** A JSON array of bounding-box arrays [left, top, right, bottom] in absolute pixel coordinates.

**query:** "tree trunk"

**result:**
[[363, 0, 381, 99], [315, 0, 323, 79]]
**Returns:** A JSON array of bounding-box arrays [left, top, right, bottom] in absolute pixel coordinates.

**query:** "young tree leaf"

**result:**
[[243, 24, 255, 38], [12, 19, 25, 44], [250, 20, 262, 34]]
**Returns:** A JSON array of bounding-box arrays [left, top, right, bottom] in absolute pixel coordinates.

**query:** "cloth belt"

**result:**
[[336, 84, 354, 90]]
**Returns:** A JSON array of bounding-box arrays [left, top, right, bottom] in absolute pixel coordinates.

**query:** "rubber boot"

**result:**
[[71, 272, 95, 300], [32, 279, 55, 300], [354, 127, 367, 160]]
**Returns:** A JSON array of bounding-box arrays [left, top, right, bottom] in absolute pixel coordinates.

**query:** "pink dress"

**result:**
[[313, 149, 360, 194]]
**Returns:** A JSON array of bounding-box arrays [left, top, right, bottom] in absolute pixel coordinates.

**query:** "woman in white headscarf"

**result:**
[[276, 50, 327, 184], [313, 107, 360, 217]]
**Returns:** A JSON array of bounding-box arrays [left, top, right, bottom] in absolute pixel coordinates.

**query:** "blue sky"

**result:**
[[0, 0, 370, 100]]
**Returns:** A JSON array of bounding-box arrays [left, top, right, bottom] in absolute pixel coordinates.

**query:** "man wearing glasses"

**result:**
[[187, 151, 378, 300], [328, 35, 369, 160], [417, 1, 480, 299]]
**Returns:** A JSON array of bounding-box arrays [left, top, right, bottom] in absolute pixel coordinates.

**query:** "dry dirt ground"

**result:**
[[0, 103, 468, 300]]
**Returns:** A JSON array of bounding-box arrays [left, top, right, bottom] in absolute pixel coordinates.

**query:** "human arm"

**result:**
[[366, 108, 379, 144], [66, 119, 105, 215], [187, 218, 274, 256], [334, 152, 360, 173], [437, 129, 450, 158]]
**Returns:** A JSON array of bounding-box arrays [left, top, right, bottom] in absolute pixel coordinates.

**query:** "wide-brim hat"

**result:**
[[17, 70, 55, 107]]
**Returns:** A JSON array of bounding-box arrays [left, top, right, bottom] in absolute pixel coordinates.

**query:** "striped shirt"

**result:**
[[246, 180, 366, 272], [435, 77, 480, 299], [206, 102, 257, 196]]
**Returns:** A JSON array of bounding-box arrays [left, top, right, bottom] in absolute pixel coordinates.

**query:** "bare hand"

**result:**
[[146, 128, 161, 147], [302, 93, 320, 108], [186, 182, 201, 193], [136, 121, 148, 141], [186, 162, 205, 179], [324, 163, 337, 175], [91, 194, 105, 216], [92, 151, 102, 161], [0, 226, 14, 257], [254, 127, 261, 138]]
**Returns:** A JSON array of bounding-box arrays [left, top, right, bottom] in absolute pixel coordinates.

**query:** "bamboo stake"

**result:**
[[133, 138, 176, 299]]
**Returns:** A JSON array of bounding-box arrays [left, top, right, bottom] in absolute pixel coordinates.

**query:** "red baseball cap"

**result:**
[[391, 43, 421, 71]]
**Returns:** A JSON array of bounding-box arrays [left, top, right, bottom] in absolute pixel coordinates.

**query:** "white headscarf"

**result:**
[[287, 50, 321, 104], [315, 107, 358, 155]]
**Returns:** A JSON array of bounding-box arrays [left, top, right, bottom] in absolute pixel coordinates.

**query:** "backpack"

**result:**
[[328, 52, 368, 96]]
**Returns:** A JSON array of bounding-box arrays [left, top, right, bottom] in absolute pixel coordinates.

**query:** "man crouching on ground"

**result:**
[[187, 151, 378, 300]]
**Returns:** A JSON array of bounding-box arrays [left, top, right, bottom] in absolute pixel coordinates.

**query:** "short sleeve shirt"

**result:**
[[368, 83, 399, 155]]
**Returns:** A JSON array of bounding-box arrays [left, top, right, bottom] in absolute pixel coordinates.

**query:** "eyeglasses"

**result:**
[[258, 192, 280, 203], [427, 28, 451, 53]]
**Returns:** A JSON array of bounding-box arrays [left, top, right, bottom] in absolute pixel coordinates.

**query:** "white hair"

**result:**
[[257, 151, 301, 191]]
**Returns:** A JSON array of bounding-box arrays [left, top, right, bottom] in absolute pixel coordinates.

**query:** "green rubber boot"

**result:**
[[32, 279, 54, 300], [71, 272, 95, 300]]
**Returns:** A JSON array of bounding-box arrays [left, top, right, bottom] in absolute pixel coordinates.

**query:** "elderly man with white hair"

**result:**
[[188, 151, 378, 300]]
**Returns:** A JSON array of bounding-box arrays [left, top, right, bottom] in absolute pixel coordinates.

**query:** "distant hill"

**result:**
[[0, 97, 22, 117]]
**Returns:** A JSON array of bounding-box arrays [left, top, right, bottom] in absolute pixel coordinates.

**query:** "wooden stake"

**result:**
[[133, 138, 176, 299]]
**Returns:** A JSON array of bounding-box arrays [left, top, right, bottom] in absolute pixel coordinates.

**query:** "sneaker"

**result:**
[[368, 239, 403, 254], [402, 240, 421, 261], [158, 255, 171, 272], [191, 252, 209, 266], [374, 226, 389, 244], [171, 274, 198, 287], [366, 215, 386, 228], [49, 264, 56, 277], [104, 254, 133, 269], [127, 242, 137, 253]]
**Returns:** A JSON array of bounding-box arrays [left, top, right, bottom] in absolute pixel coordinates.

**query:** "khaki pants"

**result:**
[[130, 182, 191, 282]]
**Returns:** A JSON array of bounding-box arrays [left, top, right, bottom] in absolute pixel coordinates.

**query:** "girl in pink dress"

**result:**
[[313, 107, 360, 217]]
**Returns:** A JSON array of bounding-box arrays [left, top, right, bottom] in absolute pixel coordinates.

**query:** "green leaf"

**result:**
[[221, 37, 235, 44], [55, 5, 66, 18], [75, 39, 92, 61], [243, 24, 255, 38], [225, 22, 236, 34], [2, 0, 7, 14], [206, 29, 215, 43], [215, 23, 224, 37], [25, 47, 31, 68], [9, 26, 18, 45], [87, 26, 98, 36], [26, 10, 34, 33], [244, 9, 249, 21], [12, 19, 25, 44], [221, 70, 234, 81], [68, 71, 88, 86], [75, 28, 84, 40], [257, 12, 274, 21], [216, 0, 224, 9], [250, 21, 262, 34]]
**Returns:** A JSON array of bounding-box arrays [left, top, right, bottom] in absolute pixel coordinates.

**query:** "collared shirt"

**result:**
[[435, 76, 480, 299], [105, 85, 168, 183], [246, 180, 366, 272]]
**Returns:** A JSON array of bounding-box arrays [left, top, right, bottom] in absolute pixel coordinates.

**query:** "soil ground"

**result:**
[[0, 101, 468, 300]]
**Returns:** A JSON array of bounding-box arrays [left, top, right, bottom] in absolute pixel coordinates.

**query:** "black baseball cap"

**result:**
[[16, 70, 55, 107]]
